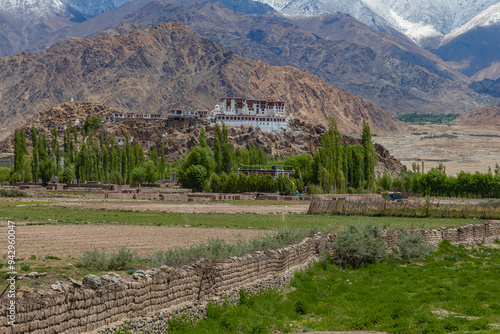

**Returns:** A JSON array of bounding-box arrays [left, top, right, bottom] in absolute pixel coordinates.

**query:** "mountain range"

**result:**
[[2, 0, 494, 114], [0, 22, 404, 142], [256, 0, 500, 81], [0, 0, 499, 139]]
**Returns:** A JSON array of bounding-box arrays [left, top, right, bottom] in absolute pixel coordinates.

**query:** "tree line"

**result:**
[[178, 118, 378, 194], [7, 116, 378, 195], [378, 162, 500, 198]]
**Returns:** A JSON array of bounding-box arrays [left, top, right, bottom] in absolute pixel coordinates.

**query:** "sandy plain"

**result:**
[[373, 123, 500, 175]]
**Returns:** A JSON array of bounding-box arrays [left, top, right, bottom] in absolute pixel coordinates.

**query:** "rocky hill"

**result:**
[[0, 101, 405, 174], [450, 105, 500, 130], [0, 22, 404, 142]]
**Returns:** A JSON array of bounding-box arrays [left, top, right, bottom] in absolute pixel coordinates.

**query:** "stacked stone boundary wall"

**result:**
[[1, 222, 499, 334]]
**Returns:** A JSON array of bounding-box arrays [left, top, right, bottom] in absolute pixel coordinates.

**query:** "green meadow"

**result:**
[[164, 242, 500, 334]]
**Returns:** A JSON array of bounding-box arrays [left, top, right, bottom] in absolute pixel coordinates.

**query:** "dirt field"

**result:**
[[1, 197, 310, 215], [373, 123, 500, 175], [0, 224, 267, 258]]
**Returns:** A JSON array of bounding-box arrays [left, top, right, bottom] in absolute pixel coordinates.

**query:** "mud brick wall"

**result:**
[[1, 222, 499, 334], [0, 236, 326, 334]]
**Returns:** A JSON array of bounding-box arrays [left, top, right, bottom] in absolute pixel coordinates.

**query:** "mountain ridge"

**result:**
[[0, 22, 404, 142]]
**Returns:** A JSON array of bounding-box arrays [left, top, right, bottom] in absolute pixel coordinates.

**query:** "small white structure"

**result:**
[[75, 119, 82, 126], [210, 98, 289, 132], [115, 136, 134, 145]]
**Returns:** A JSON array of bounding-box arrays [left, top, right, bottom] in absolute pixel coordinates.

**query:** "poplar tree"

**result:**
[[213, 124, 223, 173], [199, 128, 208, 148], [221, 123, 234, 174], [159, 146, 166, 180], [31, 126, 39, 182], [314, 117, 343, 192], [361, 121, 377, 191]]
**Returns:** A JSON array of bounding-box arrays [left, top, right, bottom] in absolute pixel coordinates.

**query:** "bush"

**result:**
[[79, 248, 108, 271], [332, 223, 387, 269], [0, 189, 30, 197], [392, 230, 433, 262], [108, 247, 140, 271]]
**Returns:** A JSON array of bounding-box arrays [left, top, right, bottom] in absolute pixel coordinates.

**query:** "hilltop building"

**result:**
[[209, 98, 290, 132]]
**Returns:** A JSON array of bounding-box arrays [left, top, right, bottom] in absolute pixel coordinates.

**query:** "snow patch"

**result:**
[[389, 9, 443, 44], [442, 2, 500, 45]]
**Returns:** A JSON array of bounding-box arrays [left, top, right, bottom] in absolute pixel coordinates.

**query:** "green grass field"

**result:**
[[0, 202, 487, 230], [164, 242, 500, 334]]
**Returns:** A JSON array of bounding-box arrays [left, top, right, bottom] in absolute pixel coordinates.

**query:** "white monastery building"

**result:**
[[210, 98, 290, 133]]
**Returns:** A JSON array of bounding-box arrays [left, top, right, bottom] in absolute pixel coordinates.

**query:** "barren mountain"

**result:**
[[0, 101, 405, 174], [450, 104, 500, 130], [8, 0, 492, 116], [0, 22, 403, 142], [97, 1, 490, 115]]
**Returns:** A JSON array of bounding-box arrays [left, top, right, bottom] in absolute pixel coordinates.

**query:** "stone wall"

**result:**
[[1, 222, 499, 334]]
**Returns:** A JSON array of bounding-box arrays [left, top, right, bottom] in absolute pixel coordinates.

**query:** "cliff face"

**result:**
[[0, 22, 403, 141]]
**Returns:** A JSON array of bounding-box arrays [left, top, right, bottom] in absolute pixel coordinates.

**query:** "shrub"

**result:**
[[0, 189, 30, 197], [294, 300, 308, 315], [332, 223, 387, 269], [392, 230, 433, 262], [108, 247, 141, 271], [79, 248, 108, 271]]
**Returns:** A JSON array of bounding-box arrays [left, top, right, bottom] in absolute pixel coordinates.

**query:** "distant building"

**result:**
[[165, 109, 207, 129], [115, 136, 134, 145], [210, 98, 289, 132]]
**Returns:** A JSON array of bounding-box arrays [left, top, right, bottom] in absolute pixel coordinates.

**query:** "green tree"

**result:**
[[199, 128, 208, 148], [213, 124, 223, 173], [0, 167, 11, 182], [378, 172, 392, 191], [31, 126, 39, 182], [131, 167, 147, 186], [39, 158, 54, 185], [13, 129, 28, 178], [144, 160, 158, 184], [276, 175, 295, 195], [178, 146, 215, 189], [59, 164, 76, 184], [313, 117, 343, 193], [362, 121, 377, 191], [184, 165, 208, 191]]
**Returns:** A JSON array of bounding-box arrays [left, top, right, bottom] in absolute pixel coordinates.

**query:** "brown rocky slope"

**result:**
[[450, 105, 500, 130], [0, 102, 405, 174], [0, 22, 404, 142]]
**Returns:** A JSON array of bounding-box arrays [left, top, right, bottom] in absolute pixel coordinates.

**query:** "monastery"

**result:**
[[210, 98, 290, 133]]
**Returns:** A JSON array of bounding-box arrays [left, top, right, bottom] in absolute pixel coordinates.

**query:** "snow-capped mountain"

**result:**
[[0, 0, 135, 56], [255, 0, 500, 48], [0, 0, 134, 22], [0, 0, 66, 20]]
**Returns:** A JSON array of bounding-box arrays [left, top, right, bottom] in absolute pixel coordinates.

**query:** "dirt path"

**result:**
[[0, 225, 268, 258]]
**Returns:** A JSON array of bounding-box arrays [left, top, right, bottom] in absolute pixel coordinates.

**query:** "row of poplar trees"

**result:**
[[12, 117, 167, 185]]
